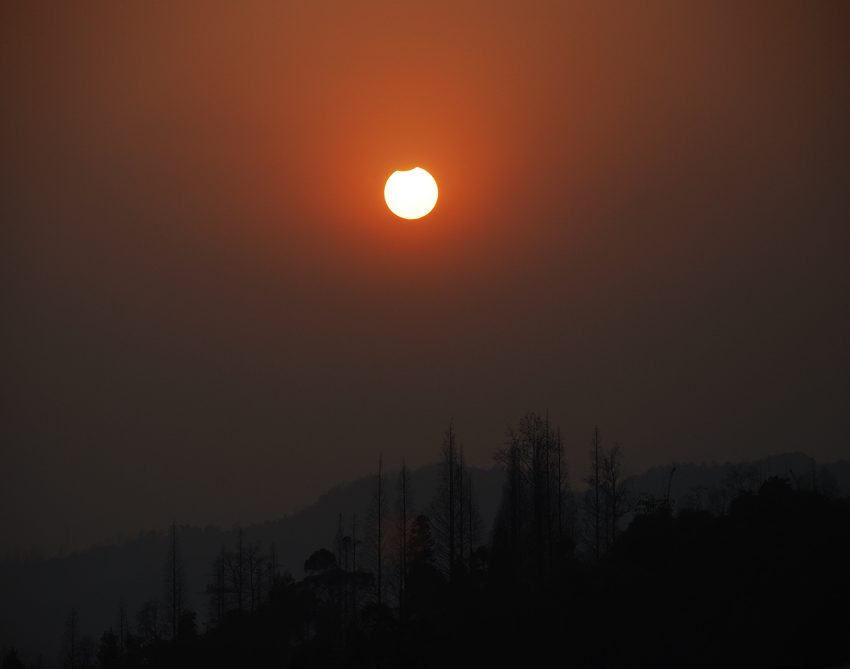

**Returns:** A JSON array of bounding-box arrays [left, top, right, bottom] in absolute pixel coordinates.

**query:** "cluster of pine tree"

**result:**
[[18, 412, 850, 669]]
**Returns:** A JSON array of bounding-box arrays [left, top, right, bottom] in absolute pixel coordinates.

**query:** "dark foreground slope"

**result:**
[[2, 455, 847, 668], [454, 478, 849, 669], [594, 479, 850, 668], [40, 477, 849, 669]]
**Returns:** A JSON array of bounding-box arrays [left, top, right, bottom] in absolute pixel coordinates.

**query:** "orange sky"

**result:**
[[1, 1, 848, 555]]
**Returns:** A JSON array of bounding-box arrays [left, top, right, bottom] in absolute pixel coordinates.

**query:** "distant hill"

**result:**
[[0, 464, 505, 667], [2, 453, 847, 667], [630, 452, 850, 511]]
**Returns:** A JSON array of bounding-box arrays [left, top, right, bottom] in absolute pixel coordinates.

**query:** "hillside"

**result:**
[[1, 453, 847, 666], [0, 464, 505, 666]]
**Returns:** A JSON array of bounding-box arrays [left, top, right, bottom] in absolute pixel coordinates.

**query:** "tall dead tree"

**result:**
[[584, 427, 603, 562], [268, 542, 279, 596], [334, 513, 346, 624], [395, 460, 414, 613], [457, 446, 466, 571], [433, 421, 459, 581], [493, 412, 573, 587], [163, 521, 188, 639], [351, 513, 359, 620], [462, 465, 485, 569], [553, 427, 574, 557], [245, 539, 266, 612], [60, 609, 81, 669], [116, 598, 129, 659], [493, 423, 526, 583], [229, 527, 247, 611], [206, 545, 229, 626], [366, 455, 389, 606], [602, 444, 633, 549], [135, 599, 163, 645]]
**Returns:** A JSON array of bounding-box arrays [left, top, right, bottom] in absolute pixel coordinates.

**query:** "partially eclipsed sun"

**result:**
[[384, 167, 438, 219]]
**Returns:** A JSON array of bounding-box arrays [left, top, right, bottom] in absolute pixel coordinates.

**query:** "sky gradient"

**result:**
[[1, 1, 848, 556]]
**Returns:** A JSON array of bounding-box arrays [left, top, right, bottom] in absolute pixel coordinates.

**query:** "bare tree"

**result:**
[[432, 421, 459, 581], [350, 513, 360, 620], [450, 446, 485, 575], [493, 412, 573, 586], [78, 634, 95, 669], [204, 529, 268, 622], [602, 444, 633, 549], [268, 541, 279, 598], [366, 455, 389, 606], [245, 539, 266, 612], [116, 598, 129, 660], [60, 609, 82, 669], [554, 427, 573, 555], [460, 446, 469, 574], [135, 599, 163, 646], [493, 425, 525, 583], [394, 460, 415, 613], [205, 545, 229, 627], [583, 427, 603, 562], [463, 466, 485, 565], [163, 521, 188, 640], [225, 527, 248, 611], [333, 513, 352, 626]]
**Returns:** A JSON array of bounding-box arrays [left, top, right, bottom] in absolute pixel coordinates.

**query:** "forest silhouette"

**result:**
[[4, 413, 849, 669]]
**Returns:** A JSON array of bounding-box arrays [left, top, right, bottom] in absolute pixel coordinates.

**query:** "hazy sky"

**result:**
[[2, 1, 848, 556]]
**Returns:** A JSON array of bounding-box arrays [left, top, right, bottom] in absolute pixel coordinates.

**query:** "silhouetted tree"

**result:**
[[115, 598, 129, 662], [1, 649, 25, 669], [637, 466, 675, 517], [602, 444, 633, 550], [304, 548, 340, 608], [366, 455, 389, 607], [407, 514, 435, 566], [96, 631, 119, 669], [60, 609, 82, 669], [682, 482, 709, 512], [553, 427, 574, 557], [135, 599, 163, 646], [583, 426, 603, 562], [203, 529, 268, 624], [268, 541, 279, 603], [493, 412, 572, 587], [333, 513, 347, 626], [78, 634, 95, 669], [333, 514, 365, 629], [724, 461, 763, 498], [163, 521, 188, 640], [404, 514, 447, 620], [456, 446, 467, 576], [394, 460, 415, 614], [492, 427, 524, 585], [205, 544, 229, 627], [456, 448, 485, 578], [433, 421, 459, 582], [245, 538, 266, 612], [350, 513, 360, 621], [227, 527, 247, 611]]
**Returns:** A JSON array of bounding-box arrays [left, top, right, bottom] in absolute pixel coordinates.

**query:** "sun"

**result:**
[[384, 167, 438, 219]]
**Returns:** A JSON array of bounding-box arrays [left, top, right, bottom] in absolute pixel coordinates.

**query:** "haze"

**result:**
[[1, 2, 848, 557]]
